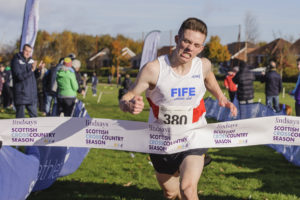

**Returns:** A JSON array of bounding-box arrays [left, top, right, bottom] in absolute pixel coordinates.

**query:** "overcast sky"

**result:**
[[0, 0, 300, 46]]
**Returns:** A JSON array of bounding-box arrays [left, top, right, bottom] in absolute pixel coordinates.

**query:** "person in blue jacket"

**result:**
[[11, 44, 41, 118], [261, 61, 282, 112], [290, 57, 300, 116]]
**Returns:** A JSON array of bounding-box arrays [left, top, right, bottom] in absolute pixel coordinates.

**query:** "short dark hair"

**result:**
[[269, 60, 276, 68], [297, 57, 300, 62], [178, 18, 208, 37], [22, 44, 32, 51]]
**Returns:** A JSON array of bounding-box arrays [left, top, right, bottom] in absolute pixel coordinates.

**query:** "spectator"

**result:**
[[2, 65, 14, 109], [91, 72, 98, 96], [232, 63, 255, 104], [117, 73, 122, 88], [290, 57, 300, 116], [224, 68, 237, 102], [261, 61, 282, 112], [122, 74, 132, 91], [36, 61, 47, 115], [0, 65, 3, 106], [56, 57, 78, 116], [108, 73, 112, 84], [72, 59, 84, 95], [0, 64, 4, 108], [83, 73, 88, 89], [118, 74, 133, 100], [43, 62, 59, 116], [11, 44, 40, 118]]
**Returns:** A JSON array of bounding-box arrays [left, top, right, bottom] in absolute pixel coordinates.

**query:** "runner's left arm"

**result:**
[[202, 58, 237, 117]]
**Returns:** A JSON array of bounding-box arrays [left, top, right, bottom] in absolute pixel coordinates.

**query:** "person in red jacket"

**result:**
[[224, 68, 238, 102]]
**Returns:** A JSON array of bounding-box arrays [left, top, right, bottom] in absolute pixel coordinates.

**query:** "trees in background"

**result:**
[[203, 35, 231, 64], [1, 28, 299, 81], [11, 30, 143, 70]]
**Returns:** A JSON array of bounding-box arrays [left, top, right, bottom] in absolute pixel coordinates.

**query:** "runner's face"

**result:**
[[175, 29, 206, 63], [297, 61, 300, 71]]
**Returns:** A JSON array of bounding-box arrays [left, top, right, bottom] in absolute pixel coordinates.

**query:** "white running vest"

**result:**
[[146, 55, 207, 127]]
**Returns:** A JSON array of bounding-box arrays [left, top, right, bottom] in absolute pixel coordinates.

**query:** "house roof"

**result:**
[[290, 38, 300, 54], [227, 42, 256, 55], [121, 47, 136, 58], [249, 38, 291, 56], [231, 47, 257, 61], [89, 48, 110, 61]]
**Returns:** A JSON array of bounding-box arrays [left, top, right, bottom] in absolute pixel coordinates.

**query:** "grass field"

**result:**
[[4, 80, 299, 200]]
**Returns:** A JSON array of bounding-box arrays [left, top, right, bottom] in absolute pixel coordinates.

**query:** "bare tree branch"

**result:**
[[244, 11, 259, 44]]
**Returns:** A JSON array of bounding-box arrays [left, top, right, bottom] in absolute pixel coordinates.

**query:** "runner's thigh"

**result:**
[[179, 155, 204, 185]]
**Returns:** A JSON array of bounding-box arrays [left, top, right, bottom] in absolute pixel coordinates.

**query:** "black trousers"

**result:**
[[57, 97, 76, 117], [228, 91, 236, 102], [2, 86, 13, 107], [296, 102, 300, 116]]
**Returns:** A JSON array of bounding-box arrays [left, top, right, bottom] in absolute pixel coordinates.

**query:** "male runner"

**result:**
[[120, 18, 237, 200]]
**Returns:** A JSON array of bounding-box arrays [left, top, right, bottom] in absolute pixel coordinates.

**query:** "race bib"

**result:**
[[158, 105, 193, 125]]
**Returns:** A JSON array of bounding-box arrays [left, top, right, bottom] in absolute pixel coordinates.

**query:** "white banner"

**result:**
[[139, 30, 161, 70], [20, 0, 40, 51], [0, 116, 300, 154]]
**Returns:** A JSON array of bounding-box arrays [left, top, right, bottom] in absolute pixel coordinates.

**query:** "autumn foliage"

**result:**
[[203, 36, 231, 63], [27, 30, 143, 69]]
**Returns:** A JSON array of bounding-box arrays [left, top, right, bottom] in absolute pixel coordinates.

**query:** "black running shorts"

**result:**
[[149, 148, 208, 175]]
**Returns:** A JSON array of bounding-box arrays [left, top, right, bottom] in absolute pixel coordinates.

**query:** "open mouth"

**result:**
[[181, 52, 191, 59]]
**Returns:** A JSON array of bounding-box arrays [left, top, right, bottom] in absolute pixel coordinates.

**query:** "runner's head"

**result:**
[[178, 18, 207, 39], [175, 18, 207, 63]]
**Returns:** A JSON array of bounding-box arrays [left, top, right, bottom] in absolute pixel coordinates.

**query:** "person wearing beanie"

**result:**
[[72, 59, 81, 70], [72, 59, 84, 95], [63, 57, 73, 67], [56, 57, 78, 116]]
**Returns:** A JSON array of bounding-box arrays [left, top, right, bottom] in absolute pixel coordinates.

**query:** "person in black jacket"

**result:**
[[232, 63, 255, 104], [261, 61, 282, 112], [118, 74, 133, 100], [11, 44, 41, 118], [2, 65, 14, 109], [0, 64, 4, 107], [0, 65, 3, 102]]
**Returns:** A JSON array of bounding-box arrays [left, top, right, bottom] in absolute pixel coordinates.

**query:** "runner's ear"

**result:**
[[175, 35, 179, 45]]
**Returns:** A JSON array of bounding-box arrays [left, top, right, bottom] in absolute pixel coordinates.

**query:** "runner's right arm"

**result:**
[[119, 60, 160, 115]]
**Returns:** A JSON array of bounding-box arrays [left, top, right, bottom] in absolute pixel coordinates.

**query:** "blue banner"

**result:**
[[140, 30, 161, 70], [0, 100, 90, 199], [20, 0, 39, 51], [0, 146, 39, 200]]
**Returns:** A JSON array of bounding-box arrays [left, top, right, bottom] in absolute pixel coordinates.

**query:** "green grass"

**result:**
[[2, 81, 299, 200]]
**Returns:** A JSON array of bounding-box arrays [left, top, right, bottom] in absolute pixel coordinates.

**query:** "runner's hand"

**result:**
[[128, 96, 144, 115], [120, 95, 144, 114], [218, 97, 237, 117]]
